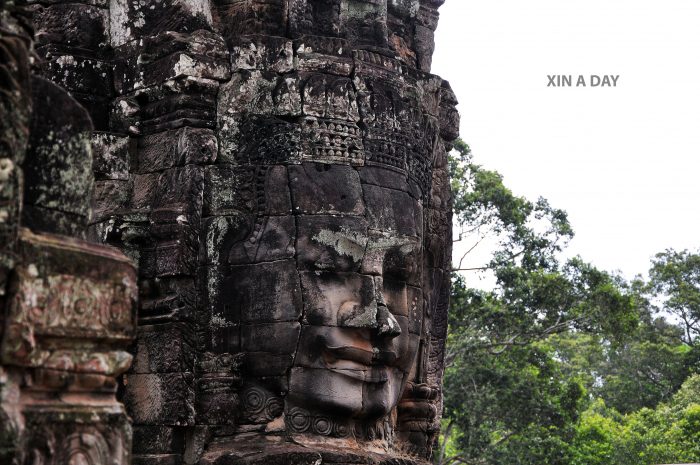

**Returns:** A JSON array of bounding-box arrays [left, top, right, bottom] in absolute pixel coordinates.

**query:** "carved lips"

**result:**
[[322, 343, 399, 383]]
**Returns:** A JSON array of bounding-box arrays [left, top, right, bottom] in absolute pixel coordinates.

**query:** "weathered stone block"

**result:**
[[423, 233, 448, 270], [237, 383, 284, 424], [201, 215, 252, 265], [288, 367, 363, 415], [0, 229, 137, 367], [140, 236, 199, 278], [22, 76, 93, 235], [123, 49, 226, 94], [123, 373, 195, 426], [92, 132, 132, 181], [296, 215, 368, 272], [214, 0, 288, 39], [341, 0, 389, 47], [301, 73, 359, 121], [292, 321, 416, 384], [300, 117, 364, 164], [240, 322, 301, 355], [153, 164, 205, 214], [363, 184, 422, 236], [203, 165, 256, 216], [133, 454, 183, 465], [231, 35, 294, 73], [131, 324, 195, 374], [209, 261, 303, 324], [137, 127, 217, 173], [379, 277, 409, 317], [30, 3, 109, 51], [208, 328, 241, 358], [132, 425, 186, 455], [361, 231, 422, 287], [262, 165, 294, 214], [439, 81, 460, 141], [112, 77, 219, 136], [130, 172, 159, 211], [407, 301, 424, 336], [92, 179, 131, 222], [197, 382, 241, 425], [288, 163, 365, 215], [414, 24, 436, 71], [221, 215, 296, 265], [121, 30, 230, 91], [138, 276, 197, 325], [39, 54, 112, 97], [217, 114, 302, 165], [25, 0, 109, 8], [288, 0, 343, 38], [21, 407, 132, 465], [218, 70, 302, 117], [110, 0, 213, 47], [204, 164, 291, 216], [294, 36, 354, 76], [241, 352, 294, 378], [299, 272, 376, 327], [358, 166, 410, 192]]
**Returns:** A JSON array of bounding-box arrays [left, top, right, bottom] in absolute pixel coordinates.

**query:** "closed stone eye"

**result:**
[[383, 247, 418, 280]]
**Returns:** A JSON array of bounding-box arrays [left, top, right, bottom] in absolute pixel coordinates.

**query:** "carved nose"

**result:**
[[338, 300, 377, 328], [336, 300, 401, 338], [376, 304, 401, 338]]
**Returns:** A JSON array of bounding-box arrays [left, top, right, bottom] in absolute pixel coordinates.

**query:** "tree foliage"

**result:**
[[570, 375, 700, 465], [649, 249, 700, 345], [440, 139, 700, 465]]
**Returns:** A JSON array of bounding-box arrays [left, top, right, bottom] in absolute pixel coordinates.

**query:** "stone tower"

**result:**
[[1, 0, 459, 464]]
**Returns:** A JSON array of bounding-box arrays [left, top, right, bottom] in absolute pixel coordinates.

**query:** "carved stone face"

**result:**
[[205, 157, 428, 435], [193, 4, 455, 451], [286, 167, 424, 423]]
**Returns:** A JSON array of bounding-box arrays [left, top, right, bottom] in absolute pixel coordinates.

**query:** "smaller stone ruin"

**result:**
[[0, 3, 137, 464]]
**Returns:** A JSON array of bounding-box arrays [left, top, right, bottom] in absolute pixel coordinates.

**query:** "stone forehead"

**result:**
[[216, 72, 442, 197]]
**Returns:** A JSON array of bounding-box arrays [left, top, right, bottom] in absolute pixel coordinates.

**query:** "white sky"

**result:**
[[432, 0, 700, 283]]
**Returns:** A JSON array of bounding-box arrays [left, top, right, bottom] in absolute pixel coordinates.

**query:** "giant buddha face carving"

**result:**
[[198, 3, 455, 454], [287, 164, 424, 424], [204, 157, 431, 437]]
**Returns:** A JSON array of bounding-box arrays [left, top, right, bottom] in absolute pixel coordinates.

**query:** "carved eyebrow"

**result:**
[[311, 228, 369, 261], [366, 235, 421, 251]]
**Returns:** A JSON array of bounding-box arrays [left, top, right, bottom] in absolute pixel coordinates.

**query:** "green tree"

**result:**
[[602, 375, 700, 465], [440, 140, 639, 465], [551, 315, 694, 415], [569, 399, 622, 465], [441, 141, 700, 465], [648, 249, 700, 345]]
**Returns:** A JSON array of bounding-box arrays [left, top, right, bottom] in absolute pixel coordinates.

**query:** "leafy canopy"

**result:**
[[439, 140, 700, 465]]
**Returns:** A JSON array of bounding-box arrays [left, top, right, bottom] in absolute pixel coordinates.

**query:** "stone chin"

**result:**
[[288, 322, 418, 422]]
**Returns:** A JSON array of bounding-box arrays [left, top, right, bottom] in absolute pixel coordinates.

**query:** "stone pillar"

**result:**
[[99, 3, 231, 465], [0, 2, 138, 464]]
